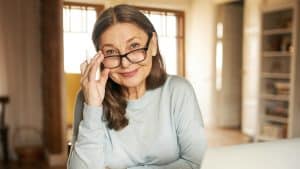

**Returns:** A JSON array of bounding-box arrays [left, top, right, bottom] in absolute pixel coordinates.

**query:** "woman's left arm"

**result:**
[[129, 79, 207, 169]]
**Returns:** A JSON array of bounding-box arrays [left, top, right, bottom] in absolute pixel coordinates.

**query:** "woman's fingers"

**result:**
[[80, 51, 108, 89], [80, 57, 96, 87], [80, 51, 108, 106], [81, 53, 98, 83], [80, 60, 87, 75], [88, 52, 104, 81], [98, 68, 110, 87]]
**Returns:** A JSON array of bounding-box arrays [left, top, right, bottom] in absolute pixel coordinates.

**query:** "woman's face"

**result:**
[[99, 22, 156, 89]]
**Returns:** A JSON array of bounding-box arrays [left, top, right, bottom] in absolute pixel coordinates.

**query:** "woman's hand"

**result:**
[[80, 51, 110, 107]]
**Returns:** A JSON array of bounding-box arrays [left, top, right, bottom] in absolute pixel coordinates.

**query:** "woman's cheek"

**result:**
[[109, 72, 119, 83]]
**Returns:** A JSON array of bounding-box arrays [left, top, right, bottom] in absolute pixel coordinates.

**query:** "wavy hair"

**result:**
[[92, 4, 167, 130]]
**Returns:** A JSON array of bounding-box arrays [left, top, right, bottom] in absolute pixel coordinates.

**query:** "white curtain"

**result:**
[[0, 0, 43, 159]]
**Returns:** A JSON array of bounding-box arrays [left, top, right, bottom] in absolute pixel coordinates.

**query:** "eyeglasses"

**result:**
[[102, 34, 152, 69]]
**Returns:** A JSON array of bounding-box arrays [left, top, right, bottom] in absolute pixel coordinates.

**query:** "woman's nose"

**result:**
[[121, 56, 131, 68]]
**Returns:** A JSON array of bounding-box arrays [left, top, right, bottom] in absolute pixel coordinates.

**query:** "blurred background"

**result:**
[[1, 0, 300, 168]]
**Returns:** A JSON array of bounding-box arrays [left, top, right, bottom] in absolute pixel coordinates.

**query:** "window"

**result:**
[[216, 22, 223, 90], [138, 7, 185, 76], [63, 3, 103, 128], [63, 3, 103, 73]]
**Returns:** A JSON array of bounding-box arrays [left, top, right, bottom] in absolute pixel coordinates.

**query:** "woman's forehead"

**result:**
[[99, 23, 148, 47]]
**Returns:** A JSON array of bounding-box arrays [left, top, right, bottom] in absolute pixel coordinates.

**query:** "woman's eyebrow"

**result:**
[[101, 44, 116, 48], [101, 36, 142, 49], [126, 36, 141, 43]]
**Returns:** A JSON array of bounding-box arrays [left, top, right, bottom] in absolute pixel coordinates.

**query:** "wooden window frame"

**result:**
[[63, 2, 104, 16], [134, 6, 186, 76]]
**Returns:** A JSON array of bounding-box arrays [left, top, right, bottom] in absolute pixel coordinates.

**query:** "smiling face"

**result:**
[[99, 22, 157, 90]]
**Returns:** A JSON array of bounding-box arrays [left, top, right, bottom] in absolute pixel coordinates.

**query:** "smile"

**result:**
[[119, 68, 139, 78]]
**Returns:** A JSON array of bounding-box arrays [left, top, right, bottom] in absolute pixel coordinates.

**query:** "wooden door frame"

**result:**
[[41, 0, 104, 165], [41, 0, 66, 165]]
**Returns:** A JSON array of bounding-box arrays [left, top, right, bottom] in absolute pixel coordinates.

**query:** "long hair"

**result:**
[[92, 4, 167, 131]]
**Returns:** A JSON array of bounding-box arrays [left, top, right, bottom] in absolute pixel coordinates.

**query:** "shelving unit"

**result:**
[[256, 0, 300, 142]]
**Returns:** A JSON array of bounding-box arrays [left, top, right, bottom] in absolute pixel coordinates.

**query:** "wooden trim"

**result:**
[[63, 2, 104, 16], [178, 13, 185, 77], [41, 0, 64, 154], [135, 6, 184, 15], [289, 0, 300, 138]]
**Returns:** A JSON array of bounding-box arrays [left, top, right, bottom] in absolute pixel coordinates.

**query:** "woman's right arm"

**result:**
[[67, 51, 110, 169], [67, 103, 107, 169]]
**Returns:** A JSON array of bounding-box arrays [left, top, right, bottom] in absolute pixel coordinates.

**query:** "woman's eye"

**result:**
[[105, 49, 117, 55], [130, 43, 140, 49]]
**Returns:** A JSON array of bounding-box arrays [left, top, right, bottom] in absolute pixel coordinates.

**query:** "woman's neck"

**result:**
[[124, 81, 146, 100]]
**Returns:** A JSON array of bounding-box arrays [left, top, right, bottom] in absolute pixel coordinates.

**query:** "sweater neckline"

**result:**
[[127, 89, 153, 109]]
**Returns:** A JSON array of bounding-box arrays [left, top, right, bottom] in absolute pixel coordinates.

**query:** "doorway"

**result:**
[[214, 1, 243, 128]]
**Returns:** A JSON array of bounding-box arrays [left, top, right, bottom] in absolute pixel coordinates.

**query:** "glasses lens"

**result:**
[[127, 49, 147, 63], [103, 56, 120, 68]]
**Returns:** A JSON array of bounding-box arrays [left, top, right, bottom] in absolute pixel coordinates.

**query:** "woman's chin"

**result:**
[[120, 78, 144, 88]]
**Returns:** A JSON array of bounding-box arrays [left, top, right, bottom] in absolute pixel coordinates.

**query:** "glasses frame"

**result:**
[[102, 33, 153, 69]]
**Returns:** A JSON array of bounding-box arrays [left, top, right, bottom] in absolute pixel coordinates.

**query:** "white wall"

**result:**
[[241, 0, 262, 136], [0, 0, 42, 159], [185, 0, 216, 127]]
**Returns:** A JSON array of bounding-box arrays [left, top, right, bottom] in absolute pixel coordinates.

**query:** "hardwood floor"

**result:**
[[205, 127, 252, 147], [0, 161, 65, 169]]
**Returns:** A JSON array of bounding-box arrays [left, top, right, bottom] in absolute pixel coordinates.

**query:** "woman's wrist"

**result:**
[[82, 103, 104, 129]]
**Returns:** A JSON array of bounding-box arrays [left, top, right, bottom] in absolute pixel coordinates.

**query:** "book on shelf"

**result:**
[[262, 122, 287, 139], [273, 81, 290, 95], [265, 80, 290, 95], [263, 58, 290, 74], [265, 101, 288, 117]]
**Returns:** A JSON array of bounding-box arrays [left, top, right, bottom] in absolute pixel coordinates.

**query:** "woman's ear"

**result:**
[[150, 32, 158, 57]]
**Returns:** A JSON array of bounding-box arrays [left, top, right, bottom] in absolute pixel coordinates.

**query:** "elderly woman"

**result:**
[[67, 4, 206, 169]]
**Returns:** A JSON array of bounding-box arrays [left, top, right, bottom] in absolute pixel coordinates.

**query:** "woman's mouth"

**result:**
[[119, 68, 138, 78]]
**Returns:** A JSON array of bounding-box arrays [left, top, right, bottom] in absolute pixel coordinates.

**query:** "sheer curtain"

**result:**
[[0, 0, 43, 159]]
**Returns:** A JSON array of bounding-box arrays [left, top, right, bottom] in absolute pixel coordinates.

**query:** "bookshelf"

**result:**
[[256, 0, 300, 141]]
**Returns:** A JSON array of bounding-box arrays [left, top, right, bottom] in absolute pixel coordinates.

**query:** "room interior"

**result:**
[[0, 0, 300, 168]]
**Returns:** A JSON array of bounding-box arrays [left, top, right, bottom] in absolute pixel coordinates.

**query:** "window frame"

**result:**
[[134, 6, 185, 76], [63, 2, 104, 16]]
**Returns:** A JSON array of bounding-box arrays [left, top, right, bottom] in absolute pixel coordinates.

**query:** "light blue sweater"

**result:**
[[67, 75, 207, 169]]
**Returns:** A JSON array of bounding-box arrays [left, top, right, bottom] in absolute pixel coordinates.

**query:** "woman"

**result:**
[[68, 4, 206, 169]]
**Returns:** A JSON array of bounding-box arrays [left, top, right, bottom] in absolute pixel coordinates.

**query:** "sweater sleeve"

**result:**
[[170, 81, 207, 169], [67, 91, 108, 169], [128, 78, 207, 169]]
